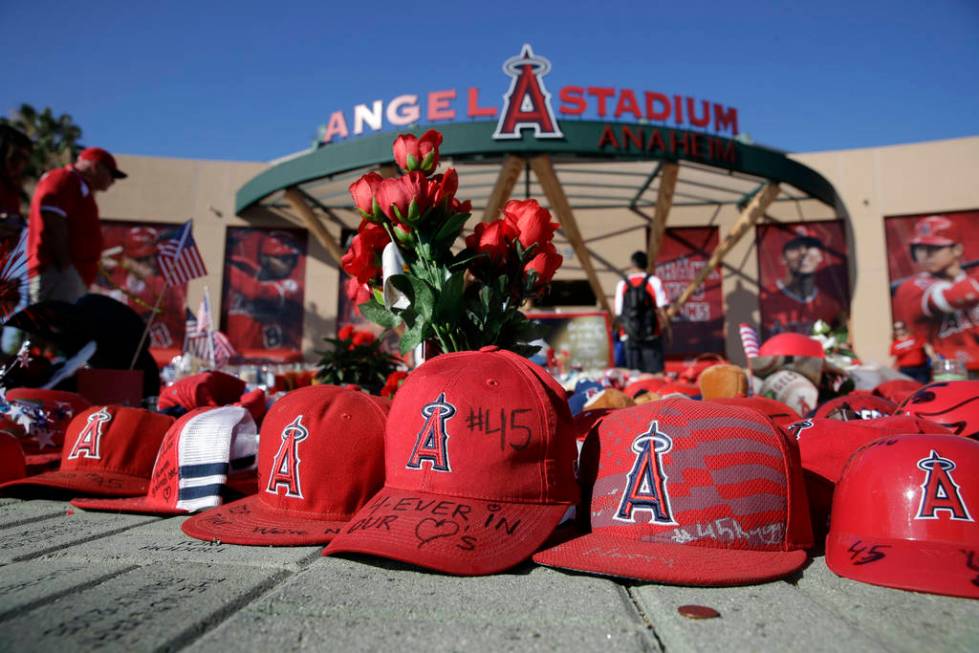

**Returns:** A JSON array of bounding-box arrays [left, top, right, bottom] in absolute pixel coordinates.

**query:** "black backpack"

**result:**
[[621, 275, 658, 342]]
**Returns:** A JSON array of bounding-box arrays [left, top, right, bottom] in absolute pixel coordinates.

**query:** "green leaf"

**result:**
[[434, 271, 465, 323], [433, 212, 471, 245], [359, 299, 401, 329], [449, 251, 483, 271], [372, 288, 385, 304], [389, 274, 435, 322], [400, 320, 425, 355]]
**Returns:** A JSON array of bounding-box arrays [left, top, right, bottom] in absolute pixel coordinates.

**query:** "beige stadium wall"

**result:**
[[98, 136, 978, 366]]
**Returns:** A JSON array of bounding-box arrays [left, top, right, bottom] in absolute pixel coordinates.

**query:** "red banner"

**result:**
[[656, 226, 724, 355], [885, 210, 979, 370], [756, 220, 850, 339], [94, 221, 187, 351], [221, 227, 307, 353]]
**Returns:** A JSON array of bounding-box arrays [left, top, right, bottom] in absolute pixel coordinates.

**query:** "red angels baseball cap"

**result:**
[[181, 385, 389, 546], [533, 398, 813, 586], [0, 430, 26, 483], [78, 147, 127, 179], [826, 434, 979, 599], [71, 406, 258, 515], [897, 381, 979, 438], [712, 396, 802, 427], [324, 346, 579, 575], [813, 392, 898, 421], [158, 371, 247, 414], [0, 406, 173, 497], [789, 415, 954, 539], [910, 216, 960, 247]]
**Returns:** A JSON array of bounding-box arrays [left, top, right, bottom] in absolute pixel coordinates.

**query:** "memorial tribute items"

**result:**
[[696, 363, 748, 399], [826, 434, 979, 599], [533, 399, 812, 585], [157, 370, 246, 415], [181, 385, 389, 546], [3, 387, 90, 458], [72, 405, 258, 515], [761, 369, 819, 417], [344, 130, 561, 355], [0, 406, 173, 497], [324, 346, 578, 575], [896, 381, 979, 438]]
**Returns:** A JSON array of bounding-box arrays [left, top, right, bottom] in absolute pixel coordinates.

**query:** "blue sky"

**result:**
[[2, 1, 977, 161]]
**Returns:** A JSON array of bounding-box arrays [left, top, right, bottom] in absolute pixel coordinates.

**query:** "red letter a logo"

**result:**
[[67, 407, 112, 460], [915, 449, 974, 521], [406, 393, 456, 472], [614, 420, 677, 525], [266, 416, 309, 499], [493, 44, 563, 140]]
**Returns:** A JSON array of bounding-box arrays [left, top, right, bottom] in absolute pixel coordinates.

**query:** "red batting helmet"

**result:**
[[910, 216, 960, 247], [261, 232, 300, 257], [897, 381, 979, 438], [826, 434, 979, 598], [124, 227, 157, 259]]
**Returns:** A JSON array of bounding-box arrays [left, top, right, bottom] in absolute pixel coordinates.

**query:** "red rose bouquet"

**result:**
[[342, 129, 562, 356]]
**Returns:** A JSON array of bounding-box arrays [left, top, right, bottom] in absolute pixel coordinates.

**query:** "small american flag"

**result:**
[[158, 220, 207, 286], [739, 323, 760, 359], [212, 330, 237, 367]]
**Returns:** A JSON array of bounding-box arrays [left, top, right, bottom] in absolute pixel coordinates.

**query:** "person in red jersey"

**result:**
[[27, 147, 126, 303], [225, 231, 303, 351], [760, 226, 844, 337], [889, 321, 931, 384], [893, 216, 979, 373], [0, 126, 32, 257]]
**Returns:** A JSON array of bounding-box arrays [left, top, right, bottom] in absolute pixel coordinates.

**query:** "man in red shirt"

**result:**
[[27, 147, 126, 303], [889, 320, 931, 383], [0, 126, 32, 258], [893, 215, 979, 372], [759, 226, 844, 338]]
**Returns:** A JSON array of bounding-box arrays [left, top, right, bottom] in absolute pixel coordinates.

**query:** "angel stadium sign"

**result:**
[[316, 44, 740, 146]]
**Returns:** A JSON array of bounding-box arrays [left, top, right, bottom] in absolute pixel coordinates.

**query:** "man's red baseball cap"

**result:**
[[0, 406, 173, 497], [712, 396, 802, 427], [78, 147, 127, 179], [910, 216, 960, 247], [72, 406, 258, 516], [181, 385, 389, 546], [826, 434, 979, 599], [533, 399, 813, 585], [324, 346, 579, 575]]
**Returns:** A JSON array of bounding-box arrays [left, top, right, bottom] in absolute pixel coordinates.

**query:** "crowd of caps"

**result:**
[[0, 342, 976, 599]]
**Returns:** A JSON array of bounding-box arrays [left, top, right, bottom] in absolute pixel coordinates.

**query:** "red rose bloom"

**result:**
[[393, 129, 442, 173], [432, 168, 459, 209], [465, 219, 518, 265], [376, 177, 412, 224], [503, 199, 559, 250], [380, 370, 409, 398], [338, 324, 355, 341], [341, 221, 389, 284], [351, 330, 376, 347], [349, 172, 384, 221], [524, 242, 563, 287], [397, 171, 435, 222], [344, 278, 373, 315]]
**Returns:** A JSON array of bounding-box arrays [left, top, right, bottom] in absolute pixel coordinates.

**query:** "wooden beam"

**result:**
[[482, 155, 524, 222], [283, 187, 345, 265], [647, 162, 679, 271], [667, 183, 780, 318], [529, 155, 613, 315]]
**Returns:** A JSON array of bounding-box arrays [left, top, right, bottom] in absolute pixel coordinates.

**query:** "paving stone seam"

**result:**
[[12, 520, 160, 563], [0, 563, 140, 622], [163, 568, 294, 653], [0, 511, 65, 532], [620, 584, 667, 652]]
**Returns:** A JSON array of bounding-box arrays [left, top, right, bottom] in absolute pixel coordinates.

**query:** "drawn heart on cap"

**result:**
[[415, 518, 459, 548]]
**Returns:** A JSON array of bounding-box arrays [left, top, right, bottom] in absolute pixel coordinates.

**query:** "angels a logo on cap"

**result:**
[[266, 416, 309, 498], [915, 449, 974, 522], [614, 420, 677, 525], [787, 419, 814, 440], [67, 407, 112, 460], [406, 393, 455, 472]]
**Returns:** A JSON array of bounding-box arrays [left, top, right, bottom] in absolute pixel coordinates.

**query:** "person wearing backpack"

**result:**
[[614, 251, 671, 373]]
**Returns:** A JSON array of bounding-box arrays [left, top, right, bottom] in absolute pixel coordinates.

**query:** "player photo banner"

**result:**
[[885, 210, 979, 371], [95, 221, 187, 350], [656, 226, 724, 355], [221, 227, 307, 353], [756, 220, 850, 340]]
